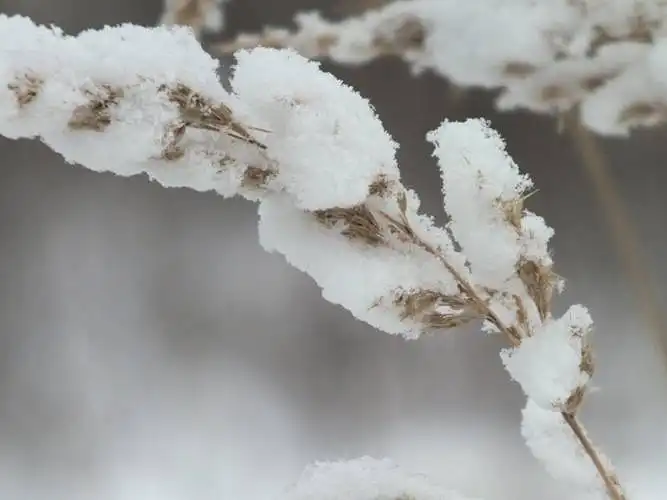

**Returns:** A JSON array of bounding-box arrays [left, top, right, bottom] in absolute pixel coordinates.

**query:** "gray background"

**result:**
[[0, 1, 666, 499]]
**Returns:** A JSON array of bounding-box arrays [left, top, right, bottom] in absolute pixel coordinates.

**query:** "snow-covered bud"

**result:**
[[501, 305, 594, 412], [428, 119, 556, 311], [230, 47, 400, 211]]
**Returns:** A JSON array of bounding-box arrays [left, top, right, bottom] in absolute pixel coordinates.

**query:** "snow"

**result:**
[[231, 47, 399, 211], [283, 456, 480, 500], [501, 305, 593, 410]]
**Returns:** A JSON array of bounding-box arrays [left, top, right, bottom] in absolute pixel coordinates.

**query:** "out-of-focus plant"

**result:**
[[216, 0, 667, 136], [160, 0, 228, 38]]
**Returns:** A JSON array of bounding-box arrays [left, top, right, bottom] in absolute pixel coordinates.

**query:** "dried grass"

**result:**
[[68, 85, 123, 131], [304, 147, 625, 499], [214, 14, 426, 60], [5, 54, 629, 500], [8, 75, 41, 107]]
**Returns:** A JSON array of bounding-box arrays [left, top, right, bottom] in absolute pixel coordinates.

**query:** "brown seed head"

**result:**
[[68, 85, 123, 131]]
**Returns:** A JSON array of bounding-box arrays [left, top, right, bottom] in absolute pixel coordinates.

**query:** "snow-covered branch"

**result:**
[[0, 14, 628, 499], [0, 16, 268, 198], [216, 0, 667, 135]]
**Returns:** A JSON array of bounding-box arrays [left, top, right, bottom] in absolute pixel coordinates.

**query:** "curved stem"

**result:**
[[383, 207, 628, 499]]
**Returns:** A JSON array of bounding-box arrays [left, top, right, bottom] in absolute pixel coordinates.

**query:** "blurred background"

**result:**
[[0, 0, 666, 499]]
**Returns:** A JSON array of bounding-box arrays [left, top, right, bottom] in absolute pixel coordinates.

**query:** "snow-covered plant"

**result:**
[[160, 0, 228, 37], [217, 0, 667, 136], [0, 14, 630, 500]]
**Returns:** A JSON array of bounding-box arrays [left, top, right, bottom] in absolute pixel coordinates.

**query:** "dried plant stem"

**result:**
[[376, 205, 626, 500], [446, 264, 625, 500], [562, 412, 626, 500], [567, 113, 667, 371], [409, 229, 521, 345], [449, 254, 626, 499]]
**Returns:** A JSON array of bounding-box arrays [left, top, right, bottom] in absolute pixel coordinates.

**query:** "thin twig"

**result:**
[[439, 243, 626, 500], [562, 412, 626, 500], [376, 206, 626, 500], [567, 112, 667, 372]]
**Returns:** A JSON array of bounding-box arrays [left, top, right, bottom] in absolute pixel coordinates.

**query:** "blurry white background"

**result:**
[[0, 0, 666, 498]]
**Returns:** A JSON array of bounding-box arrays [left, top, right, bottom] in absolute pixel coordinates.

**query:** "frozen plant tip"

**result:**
[[0, 14, 628, 500], [216, 0, 667, 135]]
